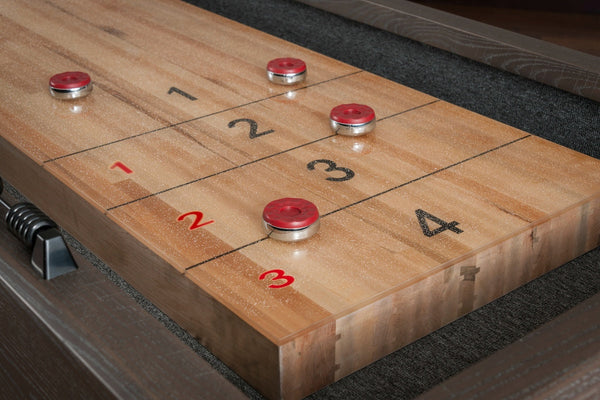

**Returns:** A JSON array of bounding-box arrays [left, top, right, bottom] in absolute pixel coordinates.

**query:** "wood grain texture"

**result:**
[[296, 0, 600, 102], [413, 2, 600, 56], [0, 192, 246, 400], [0, 284, 116, 400], [0, 0, 599, 398]]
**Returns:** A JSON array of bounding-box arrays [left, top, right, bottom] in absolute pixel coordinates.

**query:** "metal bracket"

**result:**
[[0, 178, 78, 279]]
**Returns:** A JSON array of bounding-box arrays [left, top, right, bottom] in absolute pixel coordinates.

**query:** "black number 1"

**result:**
[[167, 87, 197, 101]]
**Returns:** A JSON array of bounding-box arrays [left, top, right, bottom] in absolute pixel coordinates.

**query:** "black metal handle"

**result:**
[[0, 177, 77, 279]]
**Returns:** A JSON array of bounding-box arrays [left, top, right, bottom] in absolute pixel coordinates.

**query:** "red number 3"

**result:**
[[177, 211, 215, 230], [259, 269, 294, 289]]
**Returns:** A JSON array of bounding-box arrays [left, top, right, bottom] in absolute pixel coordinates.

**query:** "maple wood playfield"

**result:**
[[1, 1, 599, 398]]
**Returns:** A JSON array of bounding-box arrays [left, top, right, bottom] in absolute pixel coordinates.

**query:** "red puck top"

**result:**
[[263, 198, 319, 230], [49, 71, 91, 90], [330, 104, 376, 125], [267, 58, 306, 75]]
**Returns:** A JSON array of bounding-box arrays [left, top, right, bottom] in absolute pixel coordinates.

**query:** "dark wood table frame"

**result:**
[[297, 0, 600, 102], [0, 188, 246, 400]]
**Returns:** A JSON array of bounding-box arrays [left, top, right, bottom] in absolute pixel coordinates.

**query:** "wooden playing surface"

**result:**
[[1, 0, 599, 399]]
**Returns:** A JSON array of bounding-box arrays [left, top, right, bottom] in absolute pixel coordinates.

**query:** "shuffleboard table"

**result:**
[[1, 0, 599, 399]]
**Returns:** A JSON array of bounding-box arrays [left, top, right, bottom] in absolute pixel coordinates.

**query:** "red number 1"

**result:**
[[110, 161, 133, 174], [259, 269, 295, 289], [177, 211, 215, 230]]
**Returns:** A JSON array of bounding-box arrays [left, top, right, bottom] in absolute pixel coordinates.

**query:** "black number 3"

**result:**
[[307, 159, 355, 182]]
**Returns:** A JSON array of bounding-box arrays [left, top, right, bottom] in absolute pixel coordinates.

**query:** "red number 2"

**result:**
[[177, 211, 215, 230], [259, 269, 295, 289]]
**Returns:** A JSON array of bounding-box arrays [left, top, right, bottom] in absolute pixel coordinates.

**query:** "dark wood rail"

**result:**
[[297, 0, 600, 101]]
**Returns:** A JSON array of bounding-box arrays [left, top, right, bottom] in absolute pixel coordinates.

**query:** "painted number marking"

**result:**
[[416, 209, 463, 237], [167, 87, 197, 101], [228, 118, 274, 139], [110, 161, 133, 174], [177, 211, 215, 230], [307, 159, 355, 181], [259, 269, 295, 289]]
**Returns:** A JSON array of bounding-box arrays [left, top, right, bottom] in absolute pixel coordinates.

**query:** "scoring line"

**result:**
[[43, 70, 363, 163], [322, 134, 531, 217], [105, 100, 440, 211], [184, 134, 532, 270]]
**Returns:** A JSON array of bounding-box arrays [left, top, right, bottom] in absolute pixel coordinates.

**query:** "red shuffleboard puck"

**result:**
[[266, 58, 307, 85], [49, 71, 93, 99], [262, 197, 320, 242], [330, 103, 376, 136]]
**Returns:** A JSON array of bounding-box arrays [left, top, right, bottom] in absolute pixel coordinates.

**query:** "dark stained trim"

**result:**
[[296, 0, 600, 101], [418, 290, 600, 399], [0, 206, 246, 400]]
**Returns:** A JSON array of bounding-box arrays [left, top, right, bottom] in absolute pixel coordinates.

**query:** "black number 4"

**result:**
[[416, 209, 463, 237]]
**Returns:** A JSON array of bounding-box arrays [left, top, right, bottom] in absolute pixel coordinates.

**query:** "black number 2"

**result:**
[[228, 118, 274, 139], [307, 159, 355, 182]]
